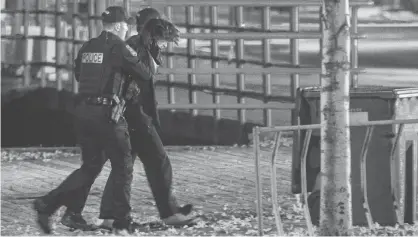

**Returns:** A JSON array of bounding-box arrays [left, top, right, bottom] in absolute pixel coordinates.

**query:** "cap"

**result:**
[[136, 7, 161, 26], [102, 6, 135, 25]]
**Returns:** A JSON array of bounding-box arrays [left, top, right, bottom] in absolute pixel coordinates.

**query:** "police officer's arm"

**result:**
[[74, 43, 88, 82], [114, 43, 153, 81], [126, 35, 162, 66]]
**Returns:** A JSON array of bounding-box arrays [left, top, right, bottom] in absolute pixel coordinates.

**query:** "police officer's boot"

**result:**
[[33, 198, 52, 234], [61, 211, 99, 231]]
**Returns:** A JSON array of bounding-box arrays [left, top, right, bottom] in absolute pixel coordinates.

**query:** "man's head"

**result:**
[[141, 18, 180, 47], [102, 6, 135, 39], [135, 8, 161, 33]]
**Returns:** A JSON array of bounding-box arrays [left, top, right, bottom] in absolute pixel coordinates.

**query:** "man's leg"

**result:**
[[132, 123, 179, 219], [98, 104, 195, 229], [129, 109, 196, 226]]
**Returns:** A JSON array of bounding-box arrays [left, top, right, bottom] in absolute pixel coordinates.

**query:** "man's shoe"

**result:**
[[61, 211, 99, 231], [112, 218, 143, 234], [179, 204, 193, 216], [33, 198, 52, 234], [162, 213, 198, 227]]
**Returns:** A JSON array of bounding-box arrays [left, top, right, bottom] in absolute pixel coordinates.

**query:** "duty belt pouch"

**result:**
[[110, 94, 126, 123], [109, 70, 126, 123], [124, 76, 141, 101]]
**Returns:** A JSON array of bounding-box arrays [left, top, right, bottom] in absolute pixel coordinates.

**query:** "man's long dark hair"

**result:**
[[140, 18, 180, 46]]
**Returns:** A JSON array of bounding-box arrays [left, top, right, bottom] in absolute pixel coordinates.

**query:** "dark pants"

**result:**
[[41, 104, 134, 221], [99, 102, 179, 219]]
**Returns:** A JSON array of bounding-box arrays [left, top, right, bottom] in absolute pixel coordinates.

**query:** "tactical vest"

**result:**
[[77, 37, 123, 98]]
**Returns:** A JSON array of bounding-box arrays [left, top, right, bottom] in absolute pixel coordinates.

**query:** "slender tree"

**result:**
[[319, 0, 352, 235]]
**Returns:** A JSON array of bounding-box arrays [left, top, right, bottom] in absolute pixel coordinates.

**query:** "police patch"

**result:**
[[81, 53, 103, 64], [126, 45, 137, 57]]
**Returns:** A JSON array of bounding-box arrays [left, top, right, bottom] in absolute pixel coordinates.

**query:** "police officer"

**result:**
[[98, 8, 197, 229], [33, 6, 155, 234]]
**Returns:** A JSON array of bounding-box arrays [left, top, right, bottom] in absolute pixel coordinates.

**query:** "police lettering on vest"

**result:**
[[82, 53, 104, 64]]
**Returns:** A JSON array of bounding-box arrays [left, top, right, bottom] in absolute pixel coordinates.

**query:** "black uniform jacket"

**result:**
[[74, 31, 153, 97]]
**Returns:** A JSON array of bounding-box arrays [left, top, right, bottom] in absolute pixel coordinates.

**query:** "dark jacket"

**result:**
[[124, 34, 161, 129], [74, 31, 153, 97]]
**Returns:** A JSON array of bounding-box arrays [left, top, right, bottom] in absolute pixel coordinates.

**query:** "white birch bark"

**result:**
[[319, 0, 353, 235]]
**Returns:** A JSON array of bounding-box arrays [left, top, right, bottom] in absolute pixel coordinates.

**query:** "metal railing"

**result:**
[[2, 0, 371, 132], [147, 0, 372, 141], [252, 118, 418, 236]]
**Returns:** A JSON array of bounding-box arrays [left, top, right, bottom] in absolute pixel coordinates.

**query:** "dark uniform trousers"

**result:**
[[41, 103, 134, 221], [99, 101, 179, 219]]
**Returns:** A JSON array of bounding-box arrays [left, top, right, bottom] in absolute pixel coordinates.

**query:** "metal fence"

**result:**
[[252, 118, 418, 236], [1, 0, 372, 128]]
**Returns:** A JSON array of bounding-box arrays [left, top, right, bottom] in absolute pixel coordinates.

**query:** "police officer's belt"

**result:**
[[84, 96, 113, 106]]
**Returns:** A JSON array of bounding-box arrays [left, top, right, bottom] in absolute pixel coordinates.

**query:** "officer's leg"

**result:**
[[100, 171, 116, 220], [99, 136, 137, 220], [102, 117, 135, 229], [98, 103, 139, 225], [59, 147, 107, 231], [64, 151, 107, 214], [40, 120, 106, 211], [34, 117, 107, 233]]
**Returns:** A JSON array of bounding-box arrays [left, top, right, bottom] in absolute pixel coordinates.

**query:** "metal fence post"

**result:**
[[262, 6, 272, 127], [253, 126, 263, 236], [123, 0, 133, 37], [96, 0, 107, 33], [22, 0, 30, 87], [186, 6, 198, 116], [165, 6, 176, 111], [55, 0, 63, 91], [235, 6, 246, 125], [11, 0, 23, 77], [88, 0, 96, 39], [350, 6, 359, 88], [72, 0, 80, 93], [210, 6, 221, 143], [38, 0, 47, 88], [290, 6, 301, 182]]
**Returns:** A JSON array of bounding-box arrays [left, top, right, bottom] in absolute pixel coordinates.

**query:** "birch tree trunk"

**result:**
[[319, 0, 352, 235]]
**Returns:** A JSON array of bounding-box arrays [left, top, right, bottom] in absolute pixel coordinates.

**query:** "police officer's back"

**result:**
[[33, 6, 153, 234]]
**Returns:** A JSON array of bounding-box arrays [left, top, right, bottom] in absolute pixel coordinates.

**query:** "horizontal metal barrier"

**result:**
[[0, 9, 102, 20], [156, 80, 295, 103], [157, 103, 295, 110], [147, 0, 374, 7], [179, 32, 366, 40], [258, 118, 418, 133], [158, 67, 365, 75]]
